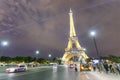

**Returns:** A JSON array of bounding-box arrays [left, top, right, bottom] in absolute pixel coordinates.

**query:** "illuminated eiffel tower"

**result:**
[[62, 9, 88, 64]]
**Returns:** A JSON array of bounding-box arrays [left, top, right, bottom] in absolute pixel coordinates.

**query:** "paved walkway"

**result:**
[[68, 67, 120, 80], [90, 71, 120, 80]]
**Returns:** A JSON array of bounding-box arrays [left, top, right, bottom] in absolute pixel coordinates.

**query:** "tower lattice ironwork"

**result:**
[[62, 9, 88, 64]]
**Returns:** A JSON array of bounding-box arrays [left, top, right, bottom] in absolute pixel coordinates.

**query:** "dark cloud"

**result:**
[[0, 0, 120, 58]]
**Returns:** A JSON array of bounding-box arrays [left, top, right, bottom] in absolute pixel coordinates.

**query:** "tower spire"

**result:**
[[69, 9, 76, 37]]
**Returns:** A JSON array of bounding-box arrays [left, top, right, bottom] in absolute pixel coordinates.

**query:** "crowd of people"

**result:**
[[92, 62, 120, 75]]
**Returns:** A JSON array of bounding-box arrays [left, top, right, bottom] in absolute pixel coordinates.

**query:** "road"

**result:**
[[0, 66, 120, 80]]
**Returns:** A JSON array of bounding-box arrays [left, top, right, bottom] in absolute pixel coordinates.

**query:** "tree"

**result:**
[[108, 55, 120, 63]]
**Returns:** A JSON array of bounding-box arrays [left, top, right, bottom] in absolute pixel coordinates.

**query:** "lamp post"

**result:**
[[48, 54, 52, 63], [0, 40, 9, 57], [35, 50, 40, 62], [90, 31, 100, 58]]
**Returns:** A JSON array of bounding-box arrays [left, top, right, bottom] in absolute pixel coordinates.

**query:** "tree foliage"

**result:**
[[0, 56, 49, 63], [108, 55, 120, 63]]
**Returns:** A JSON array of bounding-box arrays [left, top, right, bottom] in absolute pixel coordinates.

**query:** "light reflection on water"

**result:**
[[52, 66, 70, 80], [53, 67, 57, 73], [8, 73, 16, 78], [1, 66, 79, 80], [4, 73, 16, 80], [52, 68, 57, 80]]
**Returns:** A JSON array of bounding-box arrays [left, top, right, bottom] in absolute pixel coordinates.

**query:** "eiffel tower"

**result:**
[[62, 9, 88, 64]]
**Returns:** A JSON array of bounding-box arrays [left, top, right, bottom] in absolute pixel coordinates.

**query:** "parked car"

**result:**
[[80, 64, 92, 71], [6, 64, 27, 73]]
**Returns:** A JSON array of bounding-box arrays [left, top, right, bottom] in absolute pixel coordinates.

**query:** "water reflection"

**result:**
[[51, 66, 70, 80], [53, 67, 57, 73], [5, 73, 16, 80], [1, 66, 80, 80], [52, 68, 57, 80]]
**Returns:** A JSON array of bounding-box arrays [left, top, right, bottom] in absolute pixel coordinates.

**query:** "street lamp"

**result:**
[[90, 31, 96, 37], [35, 50, 40, 62], [0, 40, 9, 56], [90, 31, 100, 58], [48, 54, 52, 58], [35, 50, 40, 55], [1, 41, 9, 47], [48, 54, 52, 63]]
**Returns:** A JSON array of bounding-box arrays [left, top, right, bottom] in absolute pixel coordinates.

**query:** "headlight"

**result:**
[[88, 67, 92, 70], [81, 66, 84, 70]]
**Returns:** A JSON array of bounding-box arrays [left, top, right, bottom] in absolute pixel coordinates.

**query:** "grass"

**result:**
[[0, 66, 9, 71]]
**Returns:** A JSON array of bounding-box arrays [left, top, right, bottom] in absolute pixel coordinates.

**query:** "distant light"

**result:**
[[1, 41, 9, 46], [48, 54, 52, 58], [83, 48, 86, 51], [90, 31, 96, 37], [35, 50, 40, 54], [93, 59, 99, 64]]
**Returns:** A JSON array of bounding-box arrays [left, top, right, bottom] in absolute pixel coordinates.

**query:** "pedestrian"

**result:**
[[75, 64, 78, 72], [109, 64, 112, 73], [92, 63, 96, 71], [118, 64, 120, 74], [103, 62, 109, 74], [97, 63, 103, 73], [113, 63, 119, 75]]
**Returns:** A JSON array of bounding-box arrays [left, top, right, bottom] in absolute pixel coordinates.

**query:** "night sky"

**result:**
[[0, 0, 120, 58]]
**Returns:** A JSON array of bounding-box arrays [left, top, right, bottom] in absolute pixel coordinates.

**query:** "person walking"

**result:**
[[92, 63, 96, 71], [75, 64, 78, 72], [103, 62, 109, 74]]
